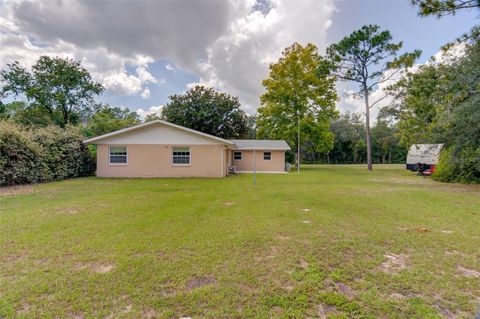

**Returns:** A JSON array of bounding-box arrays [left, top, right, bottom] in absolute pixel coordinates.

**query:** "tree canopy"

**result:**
[[257, 43, 338, 162], [82, 104, 140, 138], [161, 86, 249, 139], [412, 0, 480, 16], [327, 25, 420, 170], [0, 56, 104, 127], [387, 27, 480, 183]]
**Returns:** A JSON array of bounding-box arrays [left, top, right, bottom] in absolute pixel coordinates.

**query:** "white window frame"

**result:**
[[172, 147, 191, 166], [233, 151, 242, 161], [263, 151, 272, 161], [109, 146, 128, 165]]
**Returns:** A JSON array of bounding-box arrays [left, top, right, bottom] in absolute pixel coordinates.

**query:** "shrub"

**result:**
[[434, 146, 480, 184], [0, 121, 45, 185], [32, 125, 95, 181], [0, 121, 95, 187]]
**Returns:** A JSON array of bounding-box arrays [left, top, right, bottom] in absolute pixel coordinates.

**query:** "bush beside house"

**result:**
[[0, 121, 95, 186]]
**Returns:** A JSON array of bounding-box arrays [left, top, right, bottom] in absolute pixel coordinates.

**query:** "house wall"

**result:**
[[96, 144, 227, 178], [231, 150, 285, 172]]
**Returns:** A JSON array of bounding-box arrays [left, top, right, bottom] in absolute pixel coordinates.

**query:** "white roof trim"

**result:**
[[83, 119, 234, 145], [234, 146, 290, 151]]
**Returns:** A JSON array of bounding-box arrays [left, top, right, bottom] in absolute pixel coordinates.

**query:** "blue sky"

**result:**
[[0, 0, 478, 118]]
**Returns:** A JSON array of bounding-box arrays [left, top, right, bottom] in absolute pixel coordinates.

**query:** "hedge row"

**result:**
[[434, 146, 480, 184], [0, 121, 95, 186]]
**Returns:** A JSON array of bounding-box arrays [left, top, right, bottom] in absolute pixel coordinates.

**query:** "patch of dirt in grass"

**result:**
[[105, 304, 133, 319], [390, 292, 406, 300], [282, 284, 295, 291], [69, 313, 84, 319], [317, 303, 338, 319], [275, 234, 290, 240], [334, 282, 356, 298], [186, 276, 216, 291], [381, 253, 410, 273], [433, 301, 457, 319], [75, 262, 114, 273], [141, 309, 158, 319], [224, 201, 234, 207], [17, 303, 31, 315], [0, 185, 35, 196], [299, 258, 309, 269], [57, 207, 79, 215], [457, 265, 480, 278], [369, 177, 430, 185], [441, 230, 454, 234], [4, 253, 28, 263]]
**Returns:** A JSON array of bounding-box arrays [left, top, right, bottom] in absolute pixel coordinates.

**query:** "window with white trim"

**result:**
[[264, 151, 272, 160], [233, 151, 242, 160], [109, 146, 127, 164], [172, 147, 191, 165]]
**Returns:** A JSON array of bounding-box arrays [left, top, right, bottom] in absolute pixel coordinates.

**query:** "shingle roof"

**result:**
[[229, 139, 291, 151]]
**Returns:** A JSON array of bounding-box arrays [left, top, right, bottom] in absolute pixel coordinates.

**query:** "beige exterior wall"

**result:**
[[231, 150, 285, 172], [96, 144, 227, 178]]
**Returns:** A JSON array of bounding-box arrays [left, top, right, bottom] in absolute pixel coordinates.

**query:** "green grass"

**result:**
[[1, 165, 479, 318]]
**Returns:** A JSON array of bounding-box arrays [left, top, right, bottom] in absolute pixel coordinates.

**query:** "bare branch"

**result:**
[[369, 94, 390, 109]]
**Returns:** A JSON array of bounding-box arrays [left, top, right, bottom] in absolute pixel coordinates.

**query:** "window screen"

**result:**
[[233, 151, 242, 160], [109, 146, 127, 164], [173, 147, 191, 164]]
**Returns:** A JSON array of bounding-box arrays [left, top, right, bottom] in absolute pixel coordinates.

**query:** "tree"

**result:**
[[161, 86, 249, 139], [0, 101, 55, 127], [386, 63, 449, 146], [412, 0, 479, 16], [328, 113, 365, 164], [257, 43, 338, 169], [387, 26, 480, 183], [83, 104, 140, 138], [0, 56, 104, 126], [144, 113, 162, 122], [327, 25, 420, 170]]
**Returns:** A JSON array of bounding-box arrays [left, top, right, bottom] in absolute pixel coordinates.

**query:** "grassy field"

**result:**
[[1, 165, 479, 318]]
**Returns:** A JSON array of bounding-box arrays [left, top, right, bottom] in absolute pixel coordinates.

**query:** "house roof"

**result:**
[[83, 119, 234, 145], [229, 139, 291, 151]]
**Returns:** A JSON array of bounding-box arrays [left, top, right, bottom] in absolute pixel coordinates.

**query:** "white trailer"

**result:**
[[406, 144, 444, 171]]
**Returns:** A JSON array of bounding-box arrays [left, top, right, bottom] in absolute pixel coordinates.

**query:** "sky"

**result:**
[[0, 0, 478, 119]]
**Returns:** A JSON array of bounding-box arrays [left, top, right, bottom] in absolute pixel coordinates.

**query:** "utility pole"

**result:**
[[297, 109, 300, 174], [253, 149, 256, 185]]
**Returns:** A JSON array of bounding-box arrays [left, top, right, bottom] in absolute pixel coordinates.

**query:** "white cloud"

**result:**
[[136, 105, 163, 119], [140, 87, 150, 99], [0, 0, 336, 111], [102, 71, 142, 96], [190, 0, 336, 113], [136, 66, 157, 84]]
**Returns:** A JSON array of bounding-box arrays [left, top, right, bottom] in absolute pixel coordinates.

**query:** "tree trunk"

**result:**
[[364, 85, 373, 171]]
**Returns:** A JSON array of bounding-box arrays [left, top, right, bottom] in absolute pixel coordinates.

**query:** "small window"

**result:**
[[233, 151, 242, 160], [109, 146, 127, 164], [264, 151, 272, 160], [173, 147, 191, 165]]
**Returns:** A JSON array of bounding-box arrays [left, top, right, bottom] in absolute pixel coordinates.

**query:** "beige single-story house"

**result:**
[[84, 119, 290, 178]]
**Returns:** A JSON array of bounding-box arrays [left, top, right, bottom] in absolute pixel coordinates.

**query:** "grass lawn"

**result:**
[[1, 165, 479, 318]]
